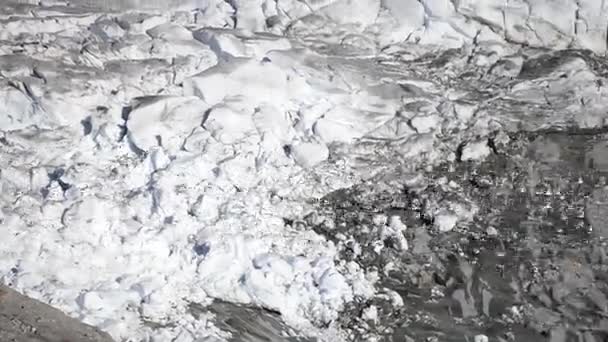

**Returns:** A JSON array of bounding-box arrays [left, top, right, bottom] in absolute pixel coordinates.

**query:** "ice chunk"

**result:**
[[184, 58, 290, 105], [474, 335, 489, 342], [434, 209, 459, 232], [461, 140, 491, 161], [419, 0, 455, 18], [90, 19, 125, 40], [320, 0, 381, 26], [203, 100, 257, 144], [126, 96, 208, 152], [361, 305, 378, 322], [63, 0, 210, 11], [313, 105, 394, 143], [289, 141, 330, 168], [146, 23, 193, 40], [409, 114, 440, 134], [193, 28, 291, 58], [0, 82, 47, 131], [252, 104, 293, 152]]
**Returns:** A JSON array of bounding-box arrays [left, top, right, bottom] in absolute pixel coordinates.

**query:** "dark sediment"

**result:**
[[191, 300, 317, 342], [0, 285, 115, 342]]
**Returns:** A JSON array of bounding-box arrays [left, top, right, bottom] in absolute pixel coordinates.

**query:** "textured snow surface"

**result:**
[[1, 0, 608, 341]]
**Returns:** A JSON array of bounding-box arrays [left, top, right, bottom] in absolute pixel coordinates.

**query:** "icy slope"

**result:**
[[1, 0, 608, 342], [8, 0, 608, 53], [11, 0, 607, 52]]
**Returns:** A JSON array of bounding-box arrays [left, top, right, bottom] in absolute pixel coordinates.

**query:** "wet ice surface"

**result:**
[[3, 0, 608, 341]]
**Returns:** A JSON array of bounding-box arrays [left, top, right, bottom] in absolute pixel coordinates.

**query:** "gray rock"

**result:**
[[0, 285, 114, 342], [192, 300, 314, 342]]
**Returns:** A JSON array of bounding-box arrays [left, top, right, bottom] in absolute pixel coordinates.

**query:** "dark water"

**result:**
[[201, 128, 608, 342], [310, 129, 608, 342]]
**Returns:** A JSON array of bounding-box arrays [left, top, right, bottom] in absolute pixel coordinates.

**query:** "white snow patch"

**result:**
[[461, 140, 491, 161], [434, 210, 460, 232], [290, 141, 330, 168]]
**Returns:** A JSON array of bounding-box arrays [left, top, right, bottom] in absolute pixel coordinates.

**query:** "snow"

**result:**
[[474, 334, 489, 342], [290, 141, 330, 168], [434, 210, 460, 232], [409, 114, 441, 134], [461, 140, 491, 161], [361, 305, 378, 322], [385, 216, 409, 251], [2, 0, 608, 341]]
